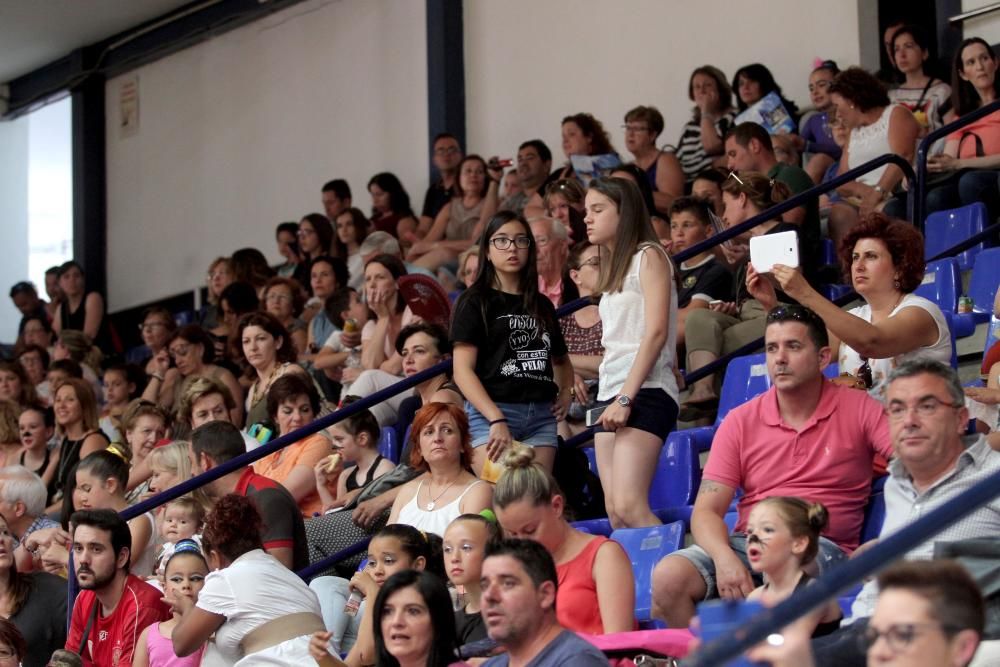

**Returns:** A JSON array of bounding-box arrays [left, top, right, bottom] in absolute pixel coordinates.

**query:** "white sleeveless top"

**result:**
[[597, 243, 678, 403], [395, 479, 485, 537], [847, 104, 898, 186], [839, 293, 952, 389]]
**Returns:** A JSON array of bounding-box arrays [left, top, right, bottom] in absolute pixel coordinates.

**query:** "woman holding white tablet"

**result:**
[[748, 212, 950, 391], [680, 171, 799, 421]]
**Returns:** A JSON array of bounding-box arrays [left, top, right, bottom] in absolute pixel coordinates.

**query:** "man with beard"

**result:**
[[651, 304, 893, 628], [65, 509, 169, 666]]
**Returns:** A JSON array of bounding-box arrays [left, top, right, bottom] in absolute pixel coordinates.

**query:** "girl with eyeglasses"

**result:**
[[584, 177, 679, 529], [451, 211, 573, 475]]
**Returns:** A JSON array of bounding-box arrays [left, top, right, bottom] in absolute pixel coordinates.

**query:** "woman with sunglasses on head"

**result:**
[[451, 211, 573, 475], [747, 212, 951, 392]]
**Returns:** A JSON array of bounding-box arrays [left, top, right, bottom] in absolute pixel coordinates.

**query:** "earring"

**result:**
[[894, 279, 901, 290]]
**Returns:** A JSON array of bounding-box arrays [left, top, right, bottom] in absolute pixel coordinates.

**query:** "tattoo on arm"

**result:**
[[697, 480, 726, 497]]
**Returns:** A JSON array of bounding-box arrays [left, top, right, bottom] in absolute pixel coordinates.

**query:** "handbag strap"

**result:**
[[76, 598, 100, 657]]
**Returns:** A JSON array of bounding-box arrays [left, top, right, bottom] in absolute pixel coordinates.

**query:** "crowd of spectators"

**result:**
[[2, 22, 1000, 667]]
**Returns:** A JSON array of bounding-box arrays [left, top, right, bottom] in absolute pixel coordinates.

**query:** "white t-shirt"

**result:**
[[839, 293, 952, 388], [196, 549, 322, 663]]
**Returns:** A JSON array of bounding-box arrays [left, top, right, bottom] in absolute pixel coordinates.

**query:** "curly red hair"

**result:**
[[838, 212, 926, 293], [201, 493, 264, 562], [408, 402, 473, 470]]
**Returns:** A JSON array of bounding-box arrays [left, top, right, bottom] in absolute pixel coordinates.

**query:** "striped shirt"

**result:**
[[675, 110, 735, 181]]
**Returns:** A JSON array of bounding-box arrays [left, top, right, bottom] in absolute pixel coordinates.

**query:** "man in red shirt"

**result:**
[[65, 509, 170, 666], [189, 420, 308, 570], [651, 304, 893, 627]]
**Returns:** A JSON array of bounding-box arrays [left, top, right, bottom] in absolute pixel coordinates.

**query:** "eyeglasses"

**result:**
[[576, 257, 600, 269], [168, 345, 191, 359], [885, 396, 962, 421], [857, 356, 873, 390], [622, 124, 650, 133], [490, 235, 531, 250], [434, 146, 460, 156], [859, 622, 959, 653], [139, 322, 169, 332]]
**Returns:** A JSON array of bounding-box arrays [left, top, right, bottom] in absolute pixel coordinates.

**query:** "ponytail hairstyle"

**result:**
[[334, 395, 380, 447], [494, 444, 563, 510], [587, 177, 666, 295], [721, 170, 792, 214], [757, 496, 829, 565], [76, 447, 131, 497], [372, 523, 445, 580]]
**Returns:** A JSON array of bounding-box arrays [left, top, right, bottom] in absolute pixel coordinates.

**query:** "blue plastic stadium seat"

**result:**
[[821, 284, 852, 301], [125, 345, 150, 364], [377, 427, 400, 464], [175, 309, 197, 326], [571, 518, 612, 536], [648, 434, 701, 510], [914, 258, 960, 312], [583, 446, 598, 477], [861, 476, 887, 545], [820, 238, 837, 265], [967, 247, 1000, 324], [924, 202, 987, 271], [612, 521, 686, 624]]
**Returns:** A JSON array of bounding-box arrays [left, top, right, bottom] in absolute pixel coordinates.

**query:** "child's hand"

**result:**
[[162, 588, 194, 616], [314, 454, 343, 488], [349, 569, 379, 599], [309, 631, 334, 661]]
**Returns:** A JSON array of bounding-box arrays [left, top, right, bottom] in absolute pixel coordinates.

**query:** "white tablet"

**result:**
[[749, 230, 799, 273]]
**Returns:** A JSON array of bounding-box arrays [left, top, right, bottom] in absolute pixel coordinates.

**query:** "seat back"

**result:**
[[377, 427, 400, 464], [969, 247, 1000, 316], [715, 354, 770, 425], [924, 202, 987, 271], [611, 521, 686, 622], [914, 258, 961, 312], [648, 433, 701, 510], [861, 476, 888, 545]]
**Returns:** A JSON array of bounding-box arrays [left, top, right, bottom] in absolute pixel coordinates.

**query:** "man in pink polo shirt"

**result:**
[[651, 304, 892, 628]]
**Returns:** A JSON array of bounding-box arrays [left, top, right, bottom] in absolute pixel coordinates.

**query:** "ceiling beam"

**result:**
[[4, 0, 307, 118]]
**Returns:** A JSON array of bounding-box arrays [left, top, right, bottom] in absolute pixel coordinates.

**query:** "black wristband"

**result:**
[[489, 418, 508, 426]]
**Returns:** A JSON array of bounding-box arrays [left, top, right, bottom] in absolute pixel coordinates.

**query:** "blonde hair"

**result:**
[[493, 445, 562, 509], [148, 440, 193, 483], [58, 330, 103, 372], [176, 375, 235, 427], [0, 401, 19, 443]]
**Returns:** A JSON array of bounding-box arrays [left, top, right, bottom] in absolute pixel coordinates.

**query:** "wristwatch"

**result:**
[[616, 394, 632, 408]]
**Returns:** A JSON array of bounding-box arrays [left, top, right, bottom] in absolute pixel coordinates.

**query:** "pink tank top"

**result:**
[[146, 622, 204, 667], [555, 536, 609, 635]]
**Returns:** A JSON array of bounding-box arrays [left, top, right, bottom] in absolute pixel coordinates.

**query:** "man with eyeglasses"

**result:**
[[419, 133, 464, 233], [529, 217, 577, 307], [811, 358, 1000, 666], [652, 304, 893, 628], [748, 560, 985, 667]]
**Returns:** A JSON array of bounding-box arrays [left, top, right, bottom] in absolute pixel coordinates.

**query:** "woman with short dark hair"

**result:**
[[622, 105, 684, 213], [235, 312, 308, 429]]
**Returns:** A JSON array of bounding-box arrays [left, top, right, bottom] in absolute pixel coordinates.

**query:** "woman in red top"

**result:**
[[926, 37, 1000, 219], [492, 445, 634, 635]]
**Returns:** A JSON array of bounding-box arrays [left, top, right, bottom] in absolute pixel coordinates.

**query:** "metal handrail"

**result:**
[[685, 467, 1000, 665], [914, 98, 1000, 227], [673, 153, 916, 264], [949, 2, 1000, 24]]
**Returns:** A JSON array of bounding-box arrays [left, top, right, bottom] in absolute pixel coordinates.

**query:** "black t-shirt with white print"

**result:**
[[451, 288, 568, 404]]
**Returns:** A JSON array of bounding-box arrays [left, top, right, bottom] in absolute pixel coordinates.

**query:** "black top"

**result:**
[[12, 572, 68, 667], [455, 606, 488, 646], [20, 447, 50, 479], [450, 288, 568, 404], [51, 431, 110, 503], [346, 454, 385, 492], [59, 295, 114, 353], [677, 256, 733, 308], [421, 181, 456, 219]]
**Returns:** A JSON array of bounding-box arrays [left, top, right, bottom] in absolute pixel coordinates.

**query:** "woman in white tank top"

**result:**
[[826, 67, 919, 250], [583, 177, 679, 529]]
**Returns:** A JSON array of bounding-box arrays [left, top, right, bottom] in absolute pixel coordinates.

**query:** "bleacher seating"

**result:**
[[924, 202, 988, 271], [612, 521, 686, 627], [377, 427, 400, 465]]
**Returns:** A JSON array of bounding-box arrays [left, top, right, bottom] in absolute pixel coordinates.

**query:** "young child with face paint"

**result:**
[[745, 497, 842, 637]]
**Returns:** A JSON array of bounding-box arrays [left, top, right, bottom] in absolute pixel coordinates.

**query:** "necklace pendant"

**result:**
[[425, 501, 436, 511]]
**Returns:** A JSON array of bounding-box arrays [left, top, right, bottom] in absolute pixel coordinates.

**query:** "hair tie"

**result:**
[[479, 509, 498, 524], [106, 443, 129, 462], [172, 538, 203, 556], [769, 178, 776, 188], [419, 530, 428, 542]]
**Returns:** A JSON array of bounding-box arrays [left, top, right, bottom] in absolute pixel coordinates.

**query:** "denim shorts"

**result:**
[[672, 532, 847, 600], [466, 401, 558, 448]]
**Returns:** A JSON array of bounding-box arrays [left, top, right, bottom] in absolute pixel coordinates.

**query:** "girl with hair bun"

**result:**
[[493, 445, 635, 635], [745, 496, 842, 637]]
